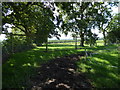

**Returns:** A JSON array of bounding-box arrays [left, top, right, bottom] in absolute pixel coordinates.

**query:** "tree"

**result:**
[[3, 2, 36, 45], [107, 13, 120, 44], [56, 2, 102, 46], [95, 2, 111, 46], [85, 29, 98, 46], [56, 2, 119, 46], [2, 2, 59, 46], [94, 2, 119, 46]]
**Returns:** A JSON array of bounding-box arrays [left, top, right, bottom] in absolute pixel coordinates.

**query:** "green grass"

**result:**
[[48, 39, 80, 43], [77, 44, 120, 88], [3, 40, 120, 88], [2, 43, 84, 88]]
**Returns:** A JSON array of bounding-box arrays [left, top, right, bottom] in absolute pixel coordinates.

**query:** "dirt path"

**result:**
[[29, 53, 93, 89]]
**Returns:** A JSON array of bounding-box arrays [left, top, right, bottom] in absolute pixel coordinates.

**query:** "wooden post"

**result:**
[[85, 34, 87, 60], [75, 35, 77, 49], [10, 33, 13, 54], [45, 37, 48, 52]]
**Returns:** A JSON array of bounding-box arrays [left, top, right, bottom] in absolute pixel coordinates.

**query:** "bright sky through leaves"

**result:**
[[0, 4, 119, 41]]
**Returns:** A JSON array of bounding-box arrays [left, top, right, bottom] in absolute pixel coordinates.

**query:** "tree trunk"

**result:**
[[45, 37, 48, 52], [80, 31, 84, 47], [36, 43, 42, 46], [75, 35, 77, 49], [10, 33, 14, 54], [26, 36, 32, 46], [79, 12, 84, 47], [24, 27, 33, 46], [103, 30, 107, 46]]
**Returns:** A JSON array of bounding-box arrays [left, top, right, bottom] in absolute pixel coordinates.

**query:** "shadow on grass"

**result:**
[[77, 45, 119, 88], [2, 47, 84, 88], [86, 45, 118, 51], [93, 53, 118, 66], [47, 44, 75, 47], [3, 43, 119, 88], [30, 54, 93, 89], [77, 61, 119, 87]]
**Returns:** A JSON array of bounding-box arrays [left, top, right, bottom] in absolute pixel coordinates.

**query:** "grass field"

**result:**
[[2, 40, 120, 88], [77, 44, 120, 88]]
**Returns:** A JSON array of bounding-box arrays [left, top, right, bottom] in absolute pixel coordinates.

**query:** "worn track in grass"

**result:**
[[29, 53, 93, 89]]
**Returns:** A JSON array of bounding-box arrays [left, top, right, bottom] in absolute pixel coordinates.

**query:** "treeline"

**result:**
[[2, 2, 120, 61], [2, 35, 35, 62]]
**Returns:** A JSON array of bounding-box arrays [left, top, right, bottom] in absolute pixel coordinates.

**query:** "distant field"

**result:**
[[48, 39, 81, 44], [3, 40, 119, 88], [48, 39, 104, 46]]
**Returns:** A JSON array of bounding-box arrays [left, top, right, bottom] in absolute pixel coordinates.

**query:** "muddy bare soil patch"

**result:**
[[29, 53, 93, 89]]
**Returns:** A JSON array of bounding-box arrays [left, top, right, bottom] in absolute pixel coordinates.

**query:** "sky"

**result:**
[[0, 4, 119, 41]]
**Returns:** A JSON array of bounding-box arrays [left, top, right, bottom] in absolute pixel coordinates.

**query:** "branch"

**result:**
[[14, 25, 26, 33], [105, 18, 113, 30], [2, 33, 26, 36]]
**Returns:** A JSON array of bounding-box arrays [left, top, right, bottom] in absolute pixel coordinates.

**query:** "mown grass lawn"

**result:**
[[2, 42, 84, 88], [3, 40, 120, 88], [77, 44, 120, 88]]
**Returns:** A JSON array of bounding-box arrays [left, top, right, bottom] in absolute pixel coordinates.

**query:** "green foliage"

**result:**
[[107, 13, 120, 44], [107, 29, 120, 44], [2, 2, 119, 88], [85, 30, 98, 46], [2, 35, 35, 61], [55, 2, 116, 46], [2, 2, 119, 48], [2, 2, 59, 46]]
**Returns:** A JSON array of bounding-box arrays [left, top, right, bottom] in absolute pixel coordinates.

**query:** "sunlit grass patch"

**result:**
[[3, 42, 85, 88], [3, 40, 119, 88], [92, 57, 110, 64], [77, 44, 119, 88], [96, 40, 104, 46]]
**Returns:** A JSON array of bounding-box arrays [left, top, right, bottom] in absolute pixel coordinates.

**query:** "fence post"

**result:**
[[46, 37, 48, 52], [10, 33, 13, 54], [75, 35, 77, 49]]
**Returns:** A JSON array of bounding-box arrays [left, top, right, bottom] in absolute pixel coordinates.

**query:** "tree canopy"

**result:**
[[2, 2, 119, 48], [54, 2, 118, 46], [107, 13, 120, 43], [2, 2, 60, 45]]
